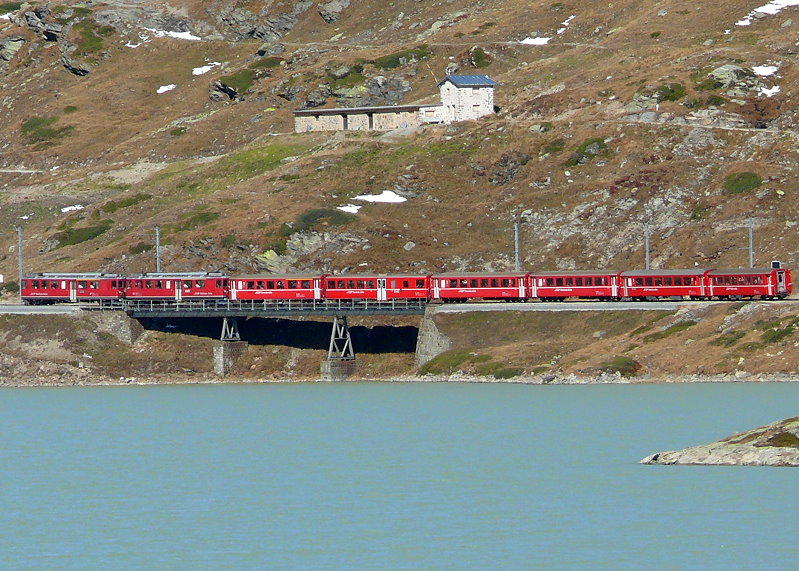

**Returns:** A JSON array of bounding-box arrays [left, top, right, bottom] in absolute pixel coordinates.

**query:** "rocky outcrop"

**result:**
[[319, 0, 351, 24], [641, 417, 799, 466], [217, 1, 313, 41], [0, 36, 25, 74]]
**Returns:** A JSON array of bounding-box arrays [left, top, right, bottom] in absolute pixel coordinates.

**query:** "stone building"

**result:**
[[293, 74, 495, 133], [437, 74, 496, 124]]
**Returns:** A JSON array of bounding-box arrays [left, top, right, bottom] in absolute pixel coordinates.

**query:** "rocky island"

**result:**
[[641, 417, 799, 467]]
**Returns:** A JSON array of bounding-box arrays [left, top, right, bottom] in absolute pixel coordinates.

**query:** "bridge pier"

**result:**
[[214, 317, 247, 376], [321, 315, 358, 380]]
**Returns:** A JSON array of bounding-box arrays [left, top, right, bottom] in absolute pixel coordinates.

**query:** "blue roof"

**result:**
[[438, 74, 496, 87]]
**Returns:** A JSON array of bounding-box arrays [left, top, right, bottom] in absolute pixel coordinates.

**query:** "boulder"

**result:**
[[641, 417, 799, 466], [319, 0, 351, 24]]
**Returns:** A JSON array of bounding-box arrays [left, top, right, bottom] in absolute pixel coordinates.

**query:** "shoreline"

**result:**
[[3, 371, 799, 388]]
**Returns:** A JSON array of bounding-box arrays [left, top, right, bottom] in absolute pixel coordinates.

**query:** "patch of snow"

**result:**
[[61, 205, 84, 213], [353, 190, 408, 203], [157, 84, 176, 94], [520, 36, 551, 45], [753, 64, 779, 76], [144, 27, 202, 41], [19, 214, 32, 220], [192, 62, 222, 75], [736, 0, 799, 26], [0, 13, 11, 20], [125, 32, 150, 48], [337, 204, 362, 214], [557, 15, 575, 34], [759, 85, 781, 97]]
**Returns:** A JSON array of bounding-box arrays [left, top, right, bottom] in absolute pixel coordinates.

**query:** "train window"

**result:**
[[135, 280, 143, 288], [644, 278, 652, 286], [458, 279, 467, 287], [50, 281, 58, 289], [78, 281, 87, 288], [287, 281, 296, 289], [347, 280, 355, 288], [584, 277, 592, 286], [469, 279, 478, 287], [302, 280, 311, 289], [416, 280, 425, 288], [480, 279, 488, 287], [575, 278, 583, 286], [63, 281, 68, 289], [654, 278, 661, 286], [491, 279, 499, 287], [448, 279, 457, 287], [277, 281, 285, 289], [635, 278, 643, 286], [565, 278, 573, 286], [90, 281, 98, 289], [546, 278, 554, 286], [337, 280, 345, 289], [247, 281, 255, 289], [183, 280, 192, 289], [390, 280, 397, 288], [195, 280, 203, 288], [216, 280, 222, 288], [369, 280, 377, 288], [556, 278, 563, 286], [664, 277, 671, 286]]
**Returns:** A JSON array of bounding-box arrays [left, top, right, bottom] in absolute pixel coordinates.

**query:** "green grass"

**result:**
[[213, 143, 308, 181], [493, 367, 523, 379], [0, 280, 19, 293], [219, 69, 256, 95], [128, 242, 153, 255], [0, 2, 21, 14], [541, 138, 565, 155], [249, 57, 283, 69], [73, 20, 115, 55], [643, 320, 697, 342], [327, 65, 367, 90], [471, 47, 491, 68], [564, 137, 608, 167], [21, 116, 74, 146], [655, 82, 686, 101], [762, 432, 799, 448], [723, 172, 762, 195], [63, 105, 78, 114], [761, 325, 794, 344], [598, 356, 641, 377], [173, 211, 220, 233], [372, 45, 432, 70], [170, 127, 187, 136], [418, 349, 493, 375], [280, 208, 355, 237], [221, 234, 237, 248], [53, 220, 113, 248], [101, 193, 152, 213], [709, 331, 746, 347]]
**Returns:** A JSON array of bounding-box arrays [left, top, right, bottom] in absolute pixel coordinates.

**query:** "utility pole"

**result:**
[[645, 223, 651, 270], [155, 225, 161, 272], [748, 216, 754, 268], [16, 225, 23, 301], [514, 217, 521, 272]]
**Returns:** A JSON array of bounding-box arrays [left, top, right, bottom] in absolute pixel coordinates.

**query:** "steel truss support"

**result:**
[[328, 315, 355, 361], [220, 316, 241, 341]]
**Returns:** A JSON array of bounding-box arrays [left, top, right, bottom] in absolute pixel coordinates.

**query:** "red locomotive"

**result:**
[[20, 266, 792, 305]]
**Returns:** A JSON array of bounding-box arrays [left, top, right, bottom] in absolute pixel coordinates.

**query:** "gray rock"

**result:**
[[256, 42, 285, 57], [209, 80, 238, 101], [319, 0, 351, 24], [641, 417, 799, 466], [639, 111, 657, 122]]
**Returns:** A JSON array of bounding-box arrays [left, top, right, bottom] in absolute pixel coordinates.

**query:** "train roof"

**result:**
[[324, 273, 431, 279], [128, 272, 227, 278], [529, 270, 621, 276], [708, 268, 784, 275], [433, 272, 527, 278], [232, 274, 321, 280], [620, 269, 711, 276], [25, 272, 123, 278]]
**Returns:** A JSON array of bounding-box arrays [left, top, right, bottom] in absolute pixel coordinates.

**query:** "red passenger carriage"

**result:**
[[230, 274, 322, 300], [620, 269, 710, 300], [708, 268, 792, 300], [124, 272, 227, 300], [431, 273, 527, 302], [323, 274, 431, 300], [21, 273, 124, 304], [528, 271, 620, 301]]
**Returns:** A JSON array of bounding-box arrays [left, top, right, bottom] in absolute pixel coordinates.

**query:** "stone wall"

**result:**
[[414, 307, 452, 366], [86, 311, 144, 345], [439, 82, 494, 123]]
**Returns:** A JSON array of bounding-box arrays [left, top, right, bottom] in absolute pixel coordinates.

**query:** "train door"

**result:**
[[777, 270, 787, 294], [69, 281, 77, 302], [314, 278, 322, 300], [377, 278, 387, 301], [175, 280, 183, 301]]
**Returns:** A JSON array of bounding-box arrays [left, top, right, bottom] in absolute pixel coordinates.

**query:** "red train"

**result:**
[[20, 266, 792, 304]]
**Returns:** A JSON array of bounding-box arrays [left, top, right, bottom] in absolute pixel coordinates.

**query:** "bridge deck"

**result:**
[[95, 298, 428, 318]]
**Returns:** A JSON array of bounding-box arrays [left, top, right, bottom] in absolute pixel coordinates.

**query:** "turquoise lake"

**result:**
[[1, 381, 798, 569]]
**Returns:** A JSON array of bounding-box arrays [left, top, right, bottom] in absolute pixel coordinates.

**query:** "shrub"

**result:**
[[762, 326, 794, 344], [221, 234, 237, 248], [650, 31, 662, 38], [706, 94, 726, 106], [599, 356, 641, 377], [175, 211, 220, 232], [723, 172, 762, 195], [419, 349, 472, 375], [170, 126, 187, 136], [493, 367, 523, 379], [0, 280, 19, 293], [63, 105, 78, 114]]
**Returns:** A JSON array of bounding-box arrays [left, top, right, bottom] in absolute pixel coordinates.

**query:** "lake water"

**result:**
[[1, 381, 798, 569]]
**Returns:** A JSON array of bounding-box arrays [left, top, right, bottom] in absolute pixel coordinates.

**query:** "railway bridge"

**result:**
[[110, 298, 427, 378]]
